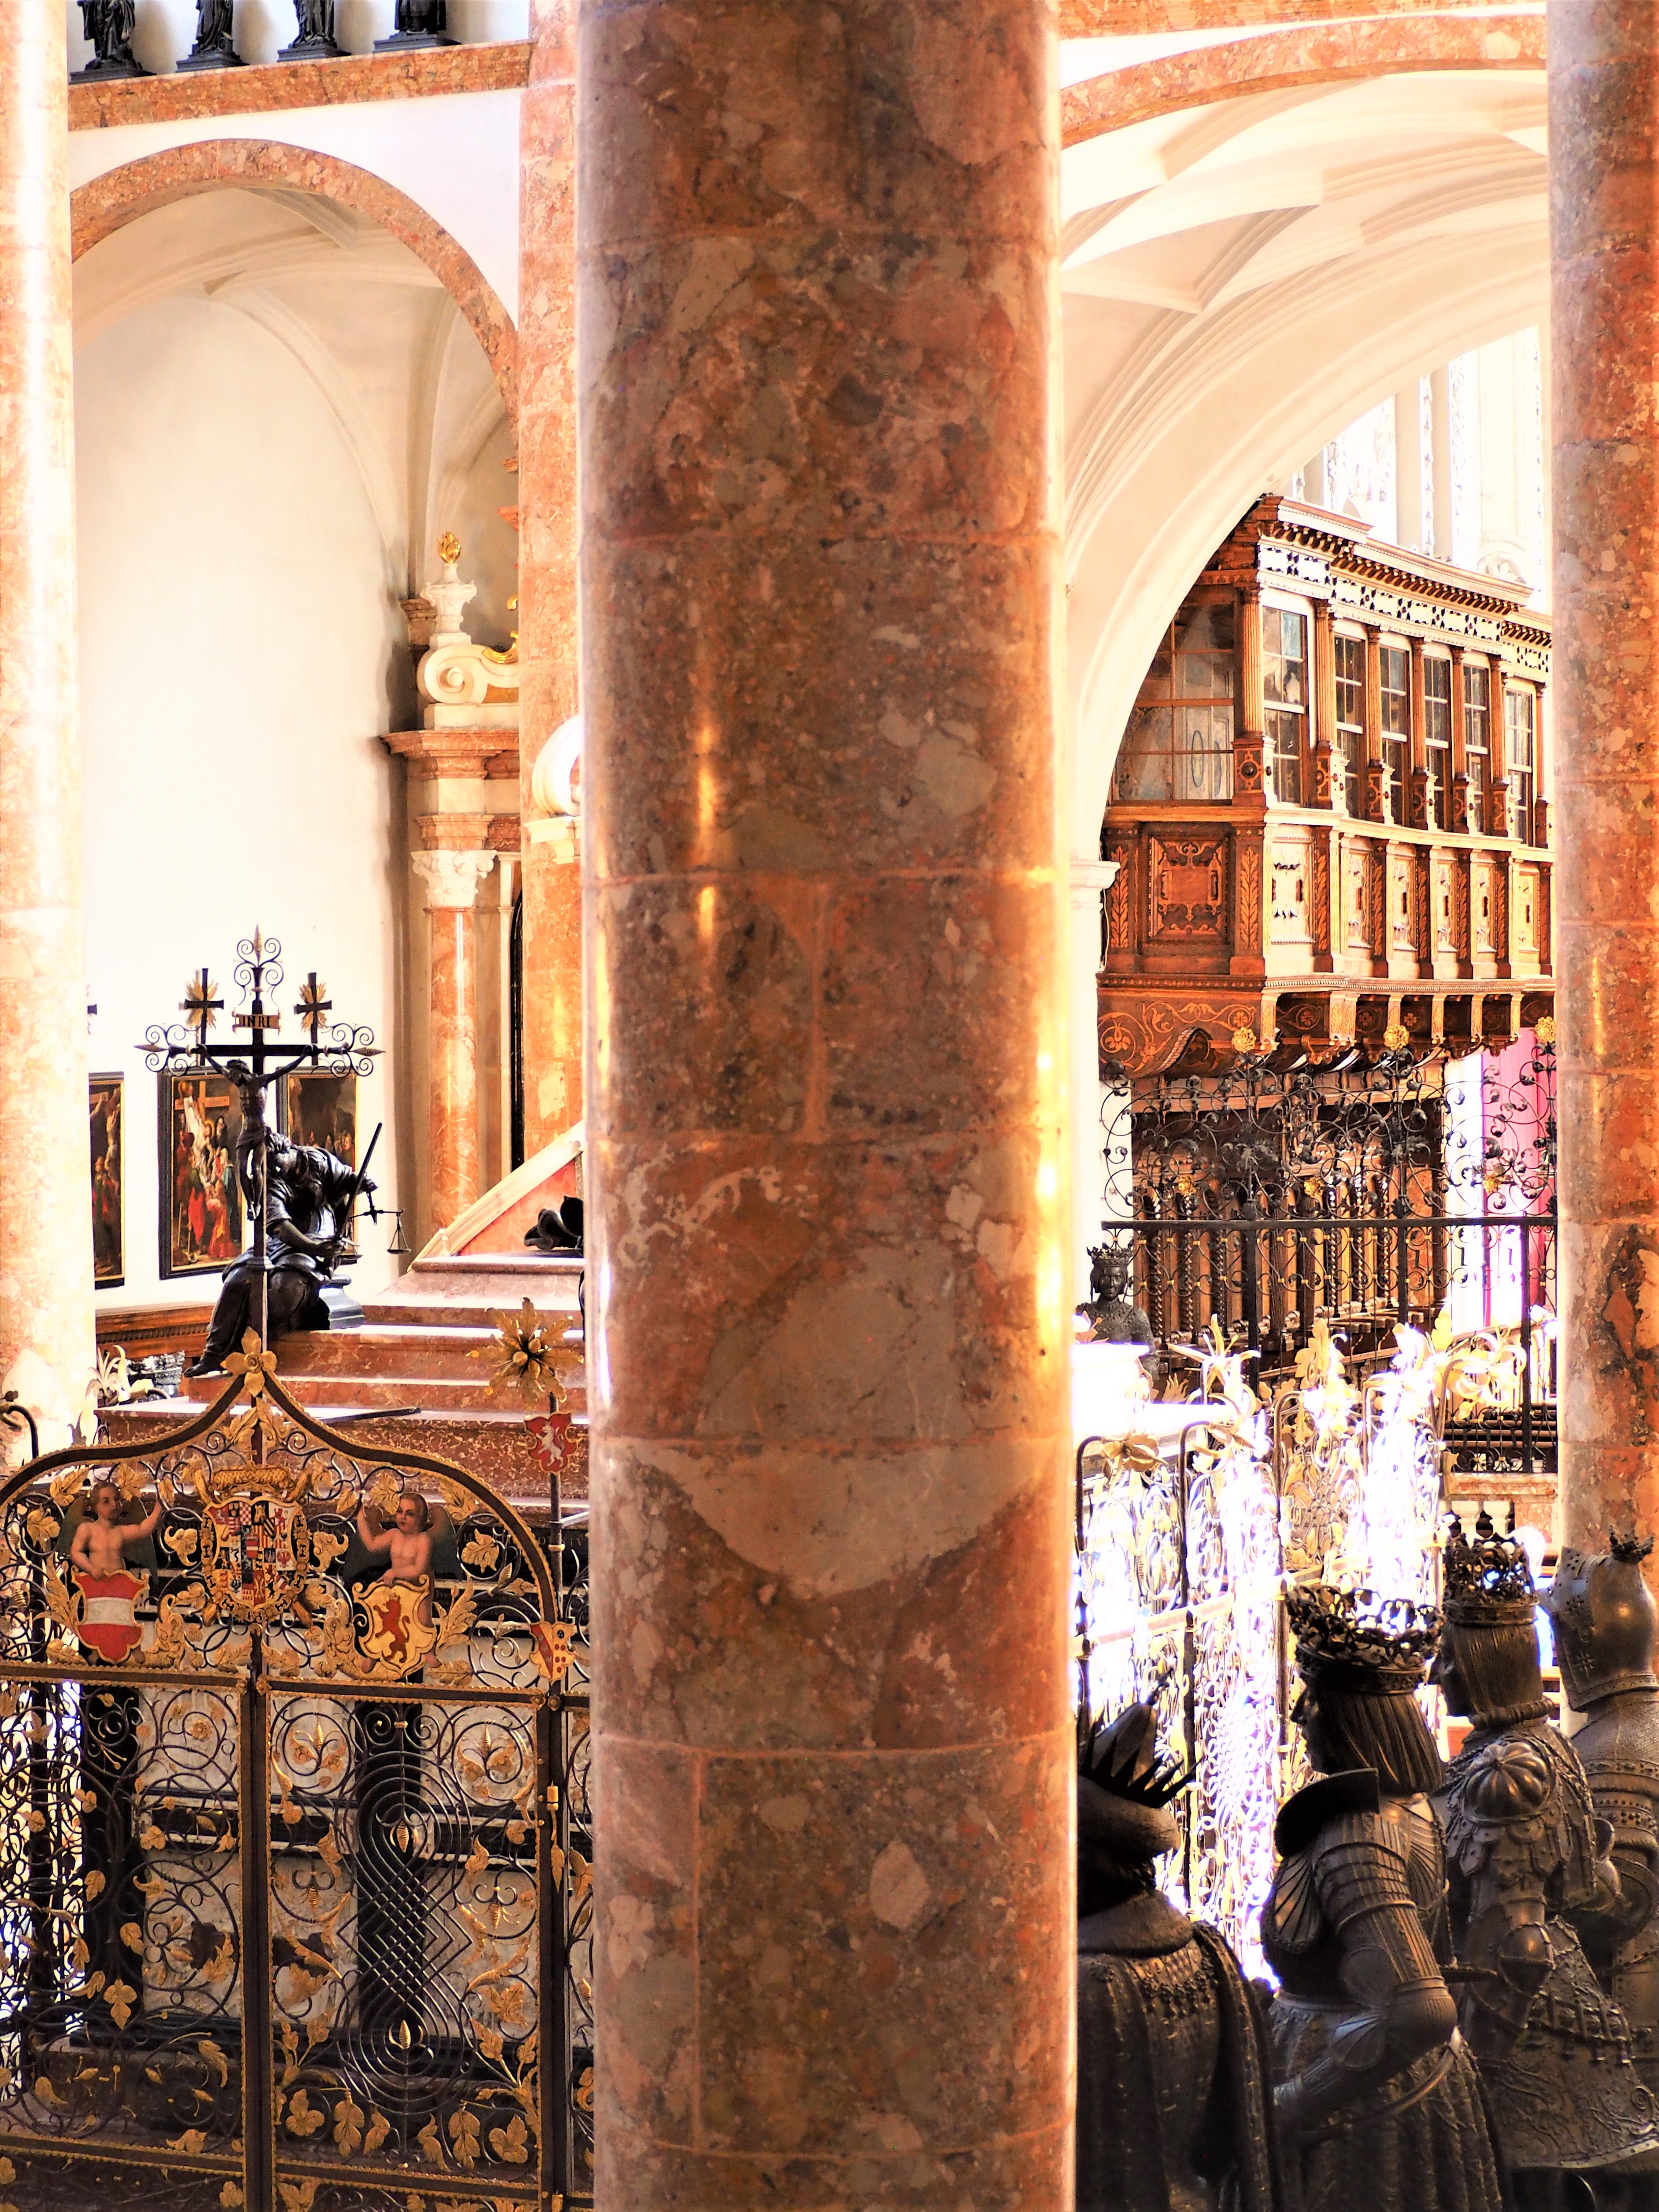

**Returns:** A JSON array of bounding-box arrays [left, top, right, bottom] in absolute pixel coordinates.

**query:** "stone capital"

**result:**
[[411, 848, 496, 912], [1069, 858, 1121, 911]]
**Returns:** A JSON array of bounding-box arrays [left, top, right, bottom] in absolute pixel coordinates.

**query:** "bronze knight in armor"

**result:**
[[1263, 1584, 1507, 2212], [191, 1135, 372, 1374], [1544, 1536, 1659, 2106], [1435, 1513, 1659, 2206], [1076, 1702, 1278, 2212]]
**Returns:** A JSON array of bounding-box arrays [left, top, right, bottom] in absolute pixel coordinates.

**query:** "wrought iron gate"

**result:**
[[0, 1356, 590, 2212]]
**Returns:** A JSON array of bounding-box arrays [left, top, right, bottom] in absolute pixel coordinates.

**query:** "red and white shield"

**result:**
[[75, 1570, 142, 1664]]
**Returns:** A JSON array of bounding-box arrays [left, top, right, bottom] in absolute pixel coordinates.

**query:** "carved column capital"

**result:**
[[412, 849, 496, 912]]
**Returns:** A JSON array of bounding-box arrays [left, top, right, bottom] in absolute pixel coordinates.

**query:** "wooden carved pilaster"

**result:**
[[1236, 584, 1266, 806], [1312, 599, 1338, 811], [1363, 626, 1386, 822]]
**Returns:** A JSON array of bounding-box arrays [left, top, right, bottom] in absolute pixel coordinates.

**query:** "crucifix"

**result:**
[[141, 929, 383, 1388]]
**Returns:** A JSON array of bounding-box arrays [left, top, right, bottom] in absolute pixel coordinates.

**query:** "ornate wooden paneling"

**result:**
[[1148, 833, 1230, 940]]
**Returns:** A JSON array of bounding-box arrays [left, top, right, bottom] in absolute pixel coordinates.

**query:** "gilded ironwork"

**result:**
[[0, 1357, 591, 2211]]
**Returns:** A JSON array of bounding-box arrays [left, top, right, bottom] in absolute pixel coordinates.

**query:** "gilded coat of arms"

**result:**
[[356, 1578, 437, 1673], [201, 1495, 311, 1625]]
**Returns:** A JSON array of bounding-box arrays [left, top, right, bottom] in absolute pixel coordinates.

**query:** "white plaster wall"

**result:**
[[76, 294, 411, 1314]]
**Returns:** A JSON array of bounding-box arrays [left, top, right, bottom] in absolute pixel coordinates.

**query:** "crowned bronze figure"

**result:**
[[1077, 1703, 1278, 2212], [1262, 1584, 1506, 2212], [1435, 1513, 1659, 2202], [1544, 1533, 1659, 2102]]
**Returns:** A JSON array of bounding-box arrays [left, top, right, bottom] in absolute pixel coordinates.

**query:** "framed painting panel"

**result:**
[[159, 1072, 245, 1279], [89, 1073, 123, 1288], [283, 1068, 356, 1169]]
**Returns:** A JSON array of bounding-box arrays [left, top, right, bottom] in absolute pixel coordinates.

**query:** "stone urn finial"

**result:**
[[422, 532, 477, 646]]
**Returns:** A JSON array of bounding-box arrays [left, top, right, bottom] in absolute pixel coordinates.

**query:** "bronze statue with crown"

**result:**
[[1262, 1583, 1506, 2212], [1545, 1532, 1659, 2109], [1436, 1512, 1659, 2201], [1076, 1703, 1278, 2212]]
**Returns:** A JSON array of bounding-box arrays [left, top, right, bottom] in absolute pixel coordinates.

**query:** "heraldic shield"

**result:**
[[202, 1489, 311, 1625]]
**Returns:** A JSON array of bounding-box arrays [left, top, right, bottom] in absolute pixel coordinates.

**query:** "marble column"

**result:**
[[579, 0, 1070, 2199], [517, 0, 583, 1152], [412, 850, 494, 1235], [1551, 0, 1659, 1541], [0, 5, 92, 1451]]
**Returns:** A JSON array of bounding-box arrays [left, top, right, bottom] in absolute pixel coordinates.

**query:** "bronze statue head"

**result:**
[[1543, 1533, 1659, 1711], [1077, 1702, 1188, 1917], [1287, 1585, 1444, 1794], [1435, 1513, 1546, 1728]]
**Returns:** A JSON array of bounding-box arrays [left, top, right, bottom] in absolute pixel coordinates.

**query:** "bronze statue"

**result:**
[[1544, 1534, 1659, 2101], [525, 1196, 583, 1256], [77, 1, 140, 71], [191, 1137, 372, 1374], [1077, 1702, 1277, 2212], [1077, 1238, 1153, 1345], [1262, 1584, 1506, 2212], [1435, 1513, 1659, 2202]]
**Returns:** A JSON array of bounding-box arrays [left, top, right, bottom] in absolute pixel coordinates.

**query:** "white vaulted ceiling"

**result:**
[[1059, 46, 1548, 848]]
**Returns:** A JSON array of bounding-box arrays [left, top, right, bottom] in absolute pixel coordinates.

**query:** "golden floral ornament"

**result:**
[[224, 1330, 278, 1398], [1536, 1014, 1556, 1046], [1382, 1022, 1410, 1051], [480, 1299, 564, 1404], [1231, 1027, 1259, 1054], [437, 530, 462, 566]]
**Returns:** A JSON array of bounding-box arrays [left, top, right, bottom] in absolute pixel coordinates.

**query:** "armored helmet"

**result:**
[[1543, 1533, 1658, 1709]]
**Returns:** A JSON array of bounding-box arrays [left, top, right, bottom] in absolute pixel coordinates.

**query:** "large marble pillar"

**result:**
[[0, 4, 92, 1450], [580, 1, 1071, 2202], [1551, 0, 1659, 1540], [412, 850, 494, 1234], [517, 0, 583, 1151]]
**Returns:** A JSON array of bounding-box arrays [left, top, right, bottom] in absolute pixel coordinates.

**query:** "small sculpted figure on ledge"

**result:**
[[192, 1138, 372, 1374], [1077, 1238, 1153, 1345], [1544, 1536, 1659, 2112], [1262, 1584, 1507, 2212], [1076, 1702, 1278, 2212], [1435, 1513, 1659, 2206]]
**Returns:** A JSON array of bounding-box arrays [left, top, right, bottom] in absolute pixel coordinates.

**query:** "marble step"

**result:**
[[277, 1324, 502, 1380]]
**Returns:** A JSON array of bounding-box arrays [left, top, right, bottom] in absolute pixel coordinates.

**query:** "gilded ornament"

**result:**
[[437, 530, 462, 565], [1382, 1021, 1410, 1050], [1535, 1014, 1556, 1045], [481, 1298, 563, 1402], [1231, 1026, 1259, 1053]]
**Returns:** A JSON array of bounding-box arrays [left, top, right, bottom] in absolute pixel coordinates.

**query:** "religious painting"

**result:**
[[159, 1072, 244, 1279], [89, 1073, 123, 1288], [283, 1067, 356, 1168]]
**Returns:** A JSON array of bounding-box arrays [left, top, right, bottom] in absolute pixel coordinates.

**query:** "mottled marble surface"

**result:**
[[1553, 0, 1659, 1548], [517, 0, 584, 1151], [0, 5, 95, 1450], [578, 0, 1072, 2196], [67, 39, 531, 131]]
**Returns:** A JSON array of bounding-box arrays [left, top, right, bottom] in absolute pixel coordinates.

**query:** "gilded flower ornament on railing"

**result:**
[[478, 1298, 566, 1406]]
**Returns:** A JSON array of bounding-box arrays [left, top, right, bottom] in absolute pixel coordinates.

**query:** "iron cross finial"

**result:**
[[182, 970, 223, 1040]]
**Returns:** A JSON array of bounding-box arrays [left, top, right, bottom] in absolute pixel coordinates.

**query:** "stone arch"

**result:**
[[1062, 10, 1542, 143], [70, 140, 517, 416]]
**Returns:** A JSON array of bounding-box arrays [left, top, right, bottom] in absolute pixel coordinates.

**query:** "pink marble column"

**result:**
[[1552, 2, 1659, 1540], [0, 5, 93, 1448], [579, 1, 1070, 2203], [516, 0, 584, 1152], [412, 850, 494, 1234]]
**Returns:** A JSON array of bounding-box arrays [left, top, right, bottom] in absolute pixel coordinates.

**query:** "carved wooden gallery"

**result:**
[[1101, 498, 1553, 1075]]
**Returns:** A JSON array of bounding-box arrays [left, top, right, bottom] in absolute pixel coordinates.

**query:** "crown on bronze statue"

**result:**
[[1286, 1583, 1439, 1694], [1443, 1509, 1537, 1625], [1078, 1702, 1191, 1812], [1612, 1532, 1656, 1569]]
